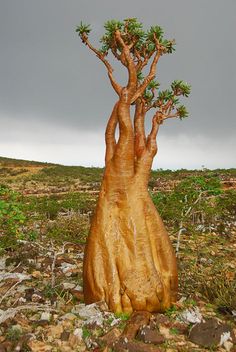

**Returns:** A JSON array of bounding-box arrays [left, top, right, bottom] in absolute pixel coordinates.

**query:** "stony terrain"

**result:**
[[0, 157, 236, 351]]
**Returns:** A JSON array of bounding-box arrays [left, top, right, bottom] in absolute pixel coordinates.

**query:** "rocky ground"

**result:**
[[0, 237, 235, 352], [1, 158, 236, 351]]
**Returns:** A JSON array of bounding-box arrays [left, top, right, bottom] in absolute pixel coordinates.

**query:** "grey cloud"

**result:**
[[1, 121, 235, 169], [0, 0, 235, 167]]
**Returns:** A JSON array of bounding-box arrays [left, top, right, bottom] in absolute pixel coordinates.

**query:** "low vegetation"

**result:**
[[0, 156, 235, 350]]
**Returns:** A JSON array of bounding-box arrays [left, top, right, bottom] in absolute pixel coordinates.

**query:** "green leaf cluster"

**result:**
[[143, 79, 161, 101], [75, 18, 176, 57], [137, 71, 145, 82], [158, 89, 173, 102], [138, 77, 190, 118], [99, 18, 145, 55], [161, 39, 175, 54], [146, 26, 175, 53], [177, 105, 189, 119], [104, 19, 123, 33], [171, 80, 191, 97], [147, 25, 164, 41], [99, 20, 124, 54], [155, 82, 191, 118], [76, 21, 91, 39], [148, 80, 160, 90]]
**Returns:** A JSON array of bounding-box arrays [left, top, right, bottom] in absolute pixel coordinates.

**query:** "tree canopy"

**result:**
[[76, 18, 191, 123]]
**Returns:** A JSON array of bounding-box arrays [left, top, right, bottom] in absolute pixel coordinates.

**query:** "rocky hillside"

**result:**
[[0, 156, 235, 351]]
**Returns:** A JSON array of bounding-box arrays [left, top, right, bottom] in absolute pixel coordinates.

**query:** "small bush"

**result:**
[[152, 174, 223, 228], [26, 193, 95, 220], [201, 276, 236, 312], [6, 325, 22, 341], [0, 185, 26, 249], [47, 213, 90, 244], [32, 165, 103, 184]]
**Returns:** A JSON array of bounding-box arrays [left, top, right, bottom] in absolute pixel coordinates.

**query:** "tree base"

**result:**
[[83, 185, 178, 313]]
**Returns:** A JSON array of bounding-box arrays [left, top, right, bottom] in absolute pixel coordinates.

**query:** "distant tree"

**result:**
[[76, 18, 190, 313]]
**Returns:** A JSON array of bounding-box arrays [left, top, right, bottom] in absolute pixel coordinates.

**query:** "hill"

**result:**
[[0, 155, 235, 195], [0, 155, 56, 167]]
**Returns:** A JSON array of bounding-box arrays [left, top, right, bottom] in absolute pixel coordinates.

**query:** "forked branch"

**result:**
[[131, 35, 163, 103], [114, 30, 137, 94], [82, 35, 122, 96]]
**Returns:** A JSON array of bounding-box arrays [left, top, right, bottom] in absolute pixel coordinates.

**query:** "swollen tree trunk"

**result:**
[[77, 22, 188, 313], [83, 95, 178, 313]]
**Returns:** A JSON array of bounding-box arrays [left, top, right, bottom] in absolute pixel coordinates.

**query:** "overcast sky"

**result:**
[[0, 0, 235, 169]]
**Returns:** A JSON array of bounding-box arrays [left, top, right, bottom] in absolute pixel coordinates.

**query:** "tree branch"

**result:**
[[140, 51, 155, 70], [146, 113, 160, 157], [114, 30, 137, 94], [131, 34, 163, 103], [162, 113, 179, 121], [134, 48, 143, 69], [134, 99, 147, 158], [82, 36, 122, 96], [107, 71, 122, 96], [131, 51, 161, 103], [105, 102, 119, 164], [110, 42, 127, 67]]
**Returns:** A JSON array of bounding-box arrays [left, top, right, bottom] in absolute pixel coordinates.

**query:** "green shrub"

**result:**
[[216, 190, 236, 218], [201, 275, 236, 312], [25, 192, 95, 220], [151, 174, 223, 229], [47, 213, 90, 244], [0, 185, 26, 249], [31, 165, 104, 184], [6, 325, 23, 341]]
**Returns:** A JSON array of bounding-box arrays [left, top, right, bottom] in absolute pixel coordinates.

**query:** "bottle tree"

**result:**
[[76, 18, 190, 313]]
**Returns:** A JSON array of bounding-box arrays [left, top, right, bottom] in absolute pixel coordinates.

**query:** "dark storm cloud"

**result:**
[[0, 0, 235, 168]]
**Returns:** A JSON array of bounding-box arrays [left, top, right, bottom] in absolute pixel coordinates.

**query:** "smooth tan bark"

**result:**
[[83, 97, 178, 313]]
